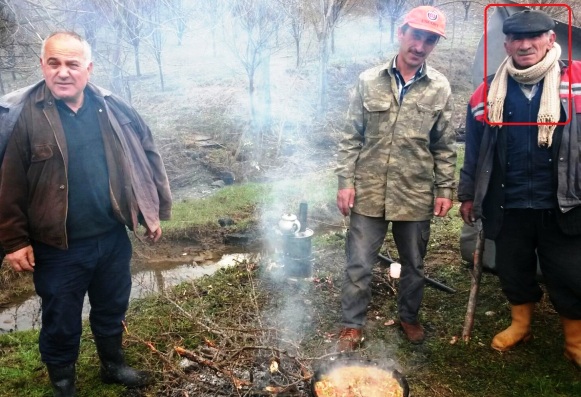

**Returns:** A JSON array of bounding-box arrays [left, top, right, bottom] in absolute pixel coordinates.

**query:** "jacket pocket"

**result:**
[[363, 99, 391, 138], [31, 144, 53, 162], [413, 102, 442, 139]]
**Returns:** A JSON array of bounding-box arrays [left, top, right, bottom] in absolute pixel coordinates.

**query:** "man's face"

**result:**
[[40, 34, 92, 108], [397, 26, 440, 69], [504, 31, 556, 69]]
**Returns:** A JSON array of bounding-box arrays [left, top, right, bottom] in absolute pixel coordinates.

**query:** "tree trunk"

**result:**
[[157, 51, 164, 91], [111, 21, 127, 99], [249, 75, 256, 122], [295, 36, 300, 68], [318, 36, 330, 114], [249, 72, 263, 160], [331, 29, 335, 54], [258, 50, 272, 133], [133, 43, 141, 77]]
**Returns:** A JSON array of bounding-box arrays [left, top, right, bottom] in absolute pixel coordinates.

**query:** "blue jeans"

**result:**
[[32, 225, 132, 365], [341, 212, 430, 328]]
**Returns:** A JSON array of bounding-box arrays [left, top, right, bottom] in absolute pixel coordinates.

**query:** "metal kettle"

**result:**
[[278, 213, 301, 235]]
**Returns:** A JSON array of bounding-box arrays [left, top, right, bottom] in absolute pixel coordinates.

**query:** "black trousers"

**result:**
[[32, 225, 132, 365], [495, 209, 581, 319]]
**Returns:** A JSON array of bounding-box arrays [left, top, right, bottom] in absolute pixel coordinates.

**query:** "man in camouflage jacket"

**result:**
[[335, 6, 456, 349]]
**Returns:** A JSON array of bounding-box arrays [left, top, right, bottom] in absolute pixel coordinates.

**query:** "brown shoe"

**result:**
[[400, 321, 425, 344], [337, 328, 363, 352]]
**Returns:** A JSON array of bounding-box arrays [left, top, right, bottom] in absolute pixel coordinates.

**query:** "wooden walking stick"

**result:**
[[462, 220, 485, 342]]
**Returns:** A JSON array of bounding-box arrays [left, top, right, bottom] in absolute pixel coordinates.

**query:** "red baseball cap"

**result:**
[[402, 6, 447, 38]]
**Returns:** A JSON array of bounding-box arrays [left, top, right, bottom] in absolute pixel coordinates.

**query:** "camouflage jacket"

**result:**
[[335, 58, 456, 220]]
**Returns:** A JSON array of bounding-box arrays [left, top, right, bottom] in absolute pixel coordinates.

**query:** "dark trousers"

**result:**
[[495, 209, 581, 319], [341, 212, 430, 327], [32, 225, 132, 365]]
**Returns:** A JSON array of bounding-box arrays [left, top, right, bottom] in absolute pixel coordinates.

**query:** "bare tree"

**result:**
[[305, 0, 356, 113], [170, 0, 187, 46], [111, 0, 171, 92], [461, 1, 471, 21], [222, 0, 282, 159], [110, 8, 128, 98], [376, 0, 388, 50], [279, 0, 307, 69], [122, 0, 145, 77], [61, 0, 103, 50], [377, 0, 406, 44], [196, 0, 223, 57], [146, 1, 166, 91], [502, 0, 581, 27], [521, 0, 574, 21], [0, 1, 18, 93], [0, 0, 50, 92]]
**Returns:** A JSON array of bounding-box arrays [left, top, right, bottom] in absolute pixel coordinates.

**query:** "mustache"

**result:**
[[516, 50, 536, 56], [409, 50, 426, 57]]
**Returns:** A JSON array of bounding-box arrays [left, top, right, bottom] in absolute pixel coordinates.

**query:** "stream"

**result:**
[[0, 250, 256, 334]]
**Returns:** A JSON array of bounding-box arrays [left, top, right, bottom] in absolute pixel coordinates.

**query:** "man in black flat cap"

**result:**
[[458, 9, 581, 368]]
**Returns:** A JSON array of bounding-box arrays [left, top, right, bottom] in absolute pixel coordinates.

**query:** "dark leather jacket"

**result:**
[[0, 81, 172, 253]]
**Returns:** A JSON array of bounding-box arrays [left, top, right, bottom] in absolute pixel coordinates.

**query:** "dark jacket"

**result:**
[[458, 61, 581, 238], [0, 81, 172, 253]]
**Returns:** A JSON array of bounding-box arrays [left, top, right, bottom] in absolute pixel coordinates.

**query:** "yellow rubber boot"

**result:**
[[491, 303, 534, 352], [561, 317, 581, 369]]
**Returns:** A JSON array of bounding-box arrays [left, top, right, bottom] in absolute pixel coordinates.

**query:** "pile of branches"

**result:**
[[123, 259, 331, 397]]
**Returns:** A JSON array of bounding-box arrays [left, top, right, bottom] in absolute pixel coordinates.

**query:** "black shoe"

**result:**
[[46, 363, 76, 397], [94, 334, 152, 388]]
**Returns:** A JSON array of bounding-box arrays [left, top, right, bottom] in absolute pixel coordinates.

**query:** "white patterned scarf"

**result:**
[[488, 42, 561, 147]]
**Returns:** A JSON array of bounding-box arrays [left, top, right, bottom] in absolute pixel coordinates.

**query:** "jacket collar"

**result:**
[[381, 55, 434, 81], [32, 81, 113, 106]]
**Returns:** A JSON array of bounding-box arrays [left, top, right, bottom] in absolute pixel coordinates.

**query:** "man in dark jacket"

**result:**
[[0, 32, 172, 395], [458, 10, 581, 368]]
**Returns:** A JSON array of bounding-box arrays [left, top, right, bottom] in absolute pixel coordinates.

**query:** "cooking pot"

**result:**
[[311, 356, 409, 397]]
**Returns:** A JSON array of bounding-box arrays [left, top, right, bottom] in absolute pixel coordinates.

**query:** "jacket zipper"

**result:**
[[43, 108, 69, 248]]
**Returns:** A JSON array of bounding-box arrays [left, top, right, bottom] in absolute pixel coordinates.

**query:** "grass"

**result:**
[[0, 330, 130, 397], [2, 162, 581, 396], [164, 182, 269, 236], [163, 169, 337, 239]]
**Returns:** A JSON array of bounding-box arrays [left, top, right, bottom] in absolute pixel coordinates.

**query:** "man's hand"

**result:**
[[434, 198, 453, 217], [5, 246, 35, 272], [144, 226, 162, 244], [459, 200, 476, 226], [337, 188, 355, 216]]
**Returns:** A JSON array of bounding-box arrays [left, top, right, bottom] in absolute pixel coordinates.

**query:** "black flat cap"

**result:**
[[503, 9, 555, 35]]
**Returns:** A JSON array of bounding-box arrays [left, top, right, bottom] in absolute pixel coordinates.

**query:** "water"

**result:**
[[0, 252, 254, 334]]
